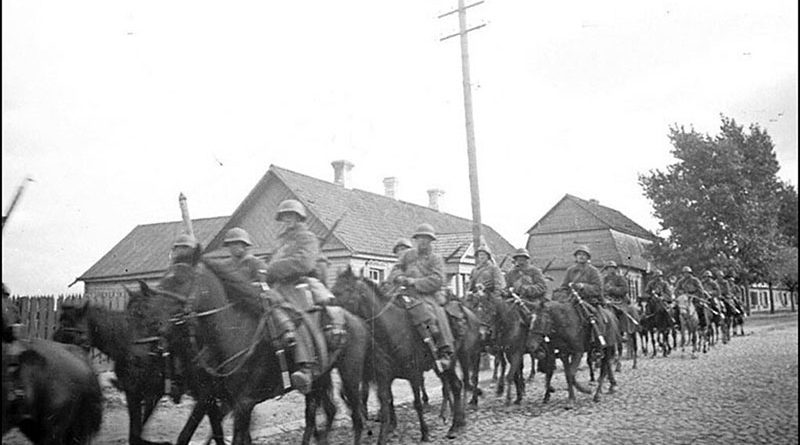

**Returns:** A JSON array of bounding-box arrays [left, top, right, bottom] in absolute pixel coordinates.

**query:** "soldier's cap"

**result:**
[[512, 248, 530, 259], [603, 260, 618, 269], [393, 238, 413, 254], [412, 223, 437, 240], [173, 233, 198, 248], [702, 270, 713, 278], [681, 266, 693, 274], [652, 269, 663, 277], [475, 244, 493, 258], [573, 244, 591, 258]]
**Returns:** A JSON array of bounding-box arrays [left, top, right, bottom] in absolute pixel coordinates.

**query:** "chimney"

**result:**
[[383, 177, 398, 199], [589, 198, 599, 205], [331, 160, 354, 188], [427, 188, 445, 211]]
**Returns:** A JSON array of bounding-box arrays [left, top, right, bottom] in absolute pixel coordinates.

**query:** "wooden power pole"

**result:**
[[440, 0, 487, 253]]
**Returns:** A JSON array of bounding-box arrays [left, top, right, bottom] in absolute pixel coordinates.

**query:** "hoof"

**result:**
[[593, 394, 601, 403], [446, 424, 464, 439], [547, 386, 556, 393], [543, 394, 551, 404], [421, 434, 431, 442], [615, 363, 622, 373], [564, 401, 575, 410], [608, 385, 617, 394]]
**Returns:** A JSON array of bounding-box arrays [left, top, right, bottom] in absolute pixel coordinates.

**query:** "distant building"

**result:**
[[77, 162, 515, 298], [525, 194, 658, 299], [746, 283, 798, 312]]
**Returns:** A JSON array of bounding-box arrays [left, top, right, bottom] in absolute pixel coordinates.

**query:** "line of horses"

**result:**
[[2, 264, 747, 445]]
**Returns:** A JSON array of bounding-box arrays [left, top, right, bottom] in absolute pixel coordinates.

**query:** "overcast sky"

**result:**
[[2, 0, 797, 295]]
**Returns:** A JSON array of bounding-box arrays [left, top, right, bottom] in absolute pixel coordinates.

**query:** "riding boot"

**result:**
[[290, 338, 315, 395]]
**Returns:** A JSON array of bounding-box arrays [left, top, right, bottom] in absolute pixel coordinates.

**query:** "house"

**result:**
[[746, 283, 798, 312], [525, 194, 658, 299], [77, 162, 515, 298]]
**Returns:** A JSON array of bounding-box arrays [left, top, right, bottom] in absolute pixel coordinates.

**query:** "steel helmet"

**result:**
[[393, 238, 413, 254], [512, 248, 530, 259], [475, 244, 493, 258], [573, 245, 591, 258], [412, 223, 437, 240], [275, 199, 307, 221], [223, 227, 253, 246], [2, 283, 10, 297], [652, 269, 663, 277], [604, 260, 618, 269], [173, 233, 198, 248], [681, 266, 693, 274], [702, 270, 713, 278]]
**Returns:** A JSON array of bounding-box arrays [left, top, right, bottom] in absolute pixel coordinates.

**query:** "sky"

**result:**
[[2, 0, 797, 296]]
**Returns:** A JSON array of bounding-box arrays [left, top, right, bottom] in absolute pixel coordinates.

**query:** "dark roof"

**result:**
[[79, 164, 517, 283], [269, 165, 515, 260], [526, 194, 656, 241], [78, 217, 229, 281]]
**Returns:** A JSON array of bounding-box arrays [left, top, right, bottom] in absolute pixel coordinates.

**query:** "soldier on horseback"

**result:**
[[223, 227, 268, 285], [559, 245, 608, 347], [171, 233, 202, 266], [388, 223, 455, 371], [602, 261, 638, 337], [643, 269, 677, 325], [504, 248, 548, 304], [465, 243, 506, 341], [263, 199, 336, 394]]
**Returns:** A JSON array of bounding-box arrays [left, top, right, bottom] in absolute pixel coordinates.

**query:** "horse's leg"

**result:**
[[410, 377, 430, 442], [445, 368, 466, 439], [207, 401, 227, 445], [374, 375, 396, 445], [302, 386, 320, 445], [338, 364, 364, 445], [468, 354, 480, 407], [593, 348, 607, 403], [614, 341, 623, 373], [495, 351, 506, 396], [491, 350, 500, 381], [231, 400, 256, 445], [542, 358, 555, 404], [631, 333, 638, 370], [504, 350, 523, 405], [438, 376, 451, 423], [527, 352, 536, 381], [587, 352, 596, 382], [125, 393, 147, 445], [420, 379, 430, 409], [175, 399, 210, 445]]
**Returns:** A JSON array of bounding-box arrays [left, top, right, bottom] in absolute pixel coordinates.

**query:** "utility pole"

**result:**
[[439, 0, 487, 255]]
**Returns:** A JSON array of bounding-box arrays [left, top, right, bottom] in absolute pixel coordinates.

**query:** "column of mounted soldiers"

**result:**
[[166, 201, 747, 395]]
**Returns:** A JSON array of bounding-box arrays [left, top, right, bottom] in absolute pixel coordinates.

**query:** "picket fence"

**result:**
[[9, 291, 130, 372]]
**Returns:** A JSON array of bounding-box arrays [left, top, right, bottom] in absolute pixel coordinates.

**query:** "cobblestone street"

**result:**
[[260, 313, 798, 445]]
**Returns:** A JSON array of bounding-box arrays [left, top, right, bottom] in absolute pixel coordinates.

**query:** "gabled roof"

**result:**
[[268, 165, 515, 260], [79, 164, 516, 283], [527, 194, 656, 241], [78, 216, 229, 281]]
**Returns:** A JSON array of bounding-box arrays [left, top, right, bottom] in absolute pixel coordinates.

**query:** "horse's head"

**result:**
[[124, 280, 182, 340], [331, 266, 386, 318], [53, 299, 92, 348], [527, 301, 551, 353]]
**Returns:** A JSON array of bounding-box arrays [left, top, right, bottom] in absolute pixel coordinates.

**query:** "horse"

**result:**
[[2, 337, 103, 445], [53, 298, 227, 445], [725, 297, 745, 337], [142, 260, 369, 445], [692, 296, 712, 354], [468, 290, 535, 406], [438, 296, 484, 412], [331, 267, 465, 444], [527, 291, 620, 406], [675, 294, 700, 358], [706, 296, 727, 346], [639, 297, 674, 358]]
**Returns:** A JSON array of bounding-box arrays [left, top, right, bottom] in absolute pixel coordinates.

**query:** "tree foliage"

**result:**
[[777, 182, 799, 248], [639, 115, 785, 283], [770, 246, 798, 292]]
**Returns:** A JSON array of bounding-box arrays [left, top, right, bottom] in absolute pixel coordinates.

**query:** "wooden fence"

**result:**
[[8, 291, 130, 372]]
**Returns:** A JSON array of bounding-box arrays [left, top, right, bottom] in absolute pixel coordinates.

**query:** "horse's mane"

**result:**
[[201, 258, 264, 315]]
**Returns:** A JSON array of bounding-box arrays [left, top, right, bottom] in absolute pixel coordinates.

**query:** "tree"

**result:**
[[777, 182, 799, 248], [771, 246, 798, 312], [639, 116, 784, 286]]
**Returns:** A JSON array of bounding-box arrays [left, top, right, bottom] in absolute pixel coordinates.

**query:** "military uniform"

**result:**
[[390, 224, 454, 368], [643, 276, 670, 301], [603, 271, 629, 305], [467, 259, 506, 297], [561, 262, 603, 305], [505, 264, 547, 303], [675, 274, 704, 297], [229, 254, 268, 284], [603, 263, 638, 335]]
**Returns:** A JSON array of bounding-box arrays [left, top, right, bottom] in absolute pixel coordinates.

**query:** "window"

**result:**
[[627, 277, 640, 300], [750, 291, 758, 306], [368, 267, 384, 283]]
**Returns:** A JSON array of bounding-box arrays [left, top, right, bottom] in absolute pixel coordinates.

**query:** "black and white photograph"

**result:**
[[2, 1, 797, 444]]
